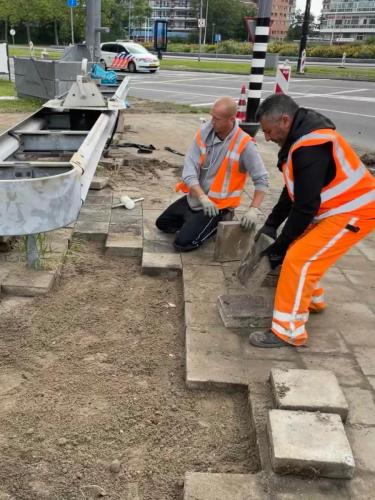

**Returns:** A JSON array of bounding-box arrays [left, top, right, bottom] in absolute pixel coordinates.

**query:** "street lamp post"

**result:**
[[297, 0, 311, 73], [212, 22, 215, 44], [198, 0, 203, 62]]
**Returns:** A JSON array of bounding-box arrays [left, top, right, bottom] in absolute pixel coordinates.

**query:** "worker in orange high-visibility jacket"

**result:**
[[249, 94, 375, 348], [155, 96, 269, 252]]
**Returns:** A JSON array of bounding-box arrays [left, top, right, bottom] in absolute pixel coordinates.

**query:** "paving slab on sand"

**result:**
[[142, 252, 182, 277], [268, 409, 355, 479], [270, 368, 348, 421], [183, 472, 269, 500], [217, 294, 273, 328], [2, 269, 56, 296], [186, 325, 298, 388], [105, 233, 142, 257]]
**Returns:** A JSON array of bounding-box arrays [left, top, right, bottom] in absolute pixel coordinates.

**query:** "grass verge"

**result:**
[[160, 58, 375, 81], [0, 80, 43, 112], [8, 46, 62, 60]]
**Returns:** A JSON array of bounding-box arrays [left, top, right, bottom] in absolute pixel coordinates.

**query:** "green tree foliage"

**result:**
[[286, 9, 318, 41]]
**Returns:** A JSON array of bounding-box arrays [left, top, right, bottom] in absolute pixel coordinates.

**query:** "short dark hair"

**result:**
[[256, 94, 299, 122]]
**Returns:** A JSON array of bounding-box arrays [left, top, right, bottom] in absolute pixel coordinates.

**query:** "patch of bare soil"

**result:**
[[0, 244, 258, 500]]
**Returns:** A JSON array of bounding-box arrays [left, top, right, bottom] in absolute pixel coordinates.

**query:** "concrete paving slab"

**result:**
[[186, 325, 298, 388], [90, 176, 109, 190], [343, 387, 375, 425], [109, 220, 142, 236], [335, 254, 372, 271], [110, 205, 142, 221], [142, 252, 182, 277], [180, 243, 221, 267], [78, 208, 111, 223], [143, 217, 175, 243], [183, 264, 225, 284], [296, 327, 348, 354], [367, 377, 375, 391], [74, 221, 109, 243], [143, 239, 175, 254], [300, 354, 365, 387], [268, 410, 355, 479], [183, 279, 227, 304], [270, 368, 348, 421], [0, 296, 34, 314], [217, 294, 273, 329], [2, 269, 56, 297], [354, 347, 375, 375], [184, 301, 222, 327], [105, 233, 142, 257], [356, 239, 375, 261], [214, 221, 253, 262], [183, 472, 269, 500], [346, 427, 375, 472]]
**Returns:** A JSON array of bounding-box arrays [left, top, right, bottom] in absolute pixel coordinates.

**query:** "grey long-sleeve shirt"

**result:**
[[182, 121, 269, 210]]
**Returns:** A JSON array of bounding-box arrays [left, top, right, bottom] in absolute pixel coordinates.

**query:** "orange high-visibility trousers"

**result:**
[[271, 213, 375, 346]]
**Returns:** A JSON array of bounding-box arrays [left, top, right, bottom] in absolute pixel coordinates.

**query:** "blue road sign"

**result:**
[[67, 0, 77, 7], [215, 34, 221, 43]]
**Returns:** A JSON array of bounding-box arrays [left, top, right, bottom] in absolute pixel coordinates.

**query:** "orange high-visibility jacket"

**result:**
[[176, 127, 254, 209], [282, 128, 375, 221]]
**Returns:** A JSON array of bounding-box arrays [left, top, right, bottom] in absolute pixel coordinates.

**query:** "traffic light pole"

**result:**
[[240, 0, 273, 137], [297, 0, 311, 73]]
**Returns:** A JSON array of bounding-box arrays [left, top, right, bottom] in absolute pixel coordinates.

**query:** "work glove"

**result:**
[[199, 194, 220, 217], [255, 223, 277, 242], [261, 242, 285, 270], [240, 207, 260, 232]]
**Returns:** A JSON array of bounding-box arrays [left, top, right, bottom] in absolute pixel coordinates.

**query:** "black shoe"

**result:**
[[249, 330, 291, 348]]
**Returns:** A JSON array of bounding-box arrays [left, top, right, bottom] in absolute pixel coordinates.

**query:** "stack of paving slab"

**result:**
[[267, 368, 355, 479]]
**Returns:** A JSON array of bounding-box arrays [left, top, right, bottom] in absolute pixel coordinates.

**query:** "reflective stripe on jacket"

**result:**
[[282, 128, 375, 221], [176, 128, 254, 209]]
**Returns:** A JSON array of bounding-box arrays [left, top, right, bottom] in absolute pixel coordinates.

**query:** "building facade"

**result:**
[[320, 0, 375, 42], [148, 0, 197, 39], [270, 0, 296, 39]]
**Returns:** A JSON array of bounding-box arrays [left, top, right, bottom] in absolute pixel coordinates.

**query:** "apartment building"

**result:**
[[320, 0, 375, 42], [270, 0, 296, 39], [148, 0, 197, 38]]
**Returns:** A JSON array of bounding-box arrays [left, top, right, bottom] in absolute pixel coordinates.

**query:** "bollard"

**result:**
[[340, 52, 346, 68], [300, 49, 306, 74], [274, 62, 292, 94]]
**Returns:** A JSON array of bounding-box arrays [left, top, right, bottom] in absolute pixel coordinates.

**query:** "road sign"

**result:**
[[215, 33, 221, 43], [9, 29, 15, 36], [67, 0, 77, 7], [198, 18, 206, 28]]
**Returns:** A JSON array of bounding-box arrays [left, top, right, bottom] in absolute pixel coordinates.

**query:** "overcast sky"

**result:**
[[296, 0, 323, 18]]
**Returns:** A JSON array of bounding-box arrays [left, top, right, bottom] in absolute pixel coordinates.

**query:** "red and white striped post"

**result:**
[[236, 84, 247, 123], [274, 62, 292, 94], [300, 49, 306, 74]]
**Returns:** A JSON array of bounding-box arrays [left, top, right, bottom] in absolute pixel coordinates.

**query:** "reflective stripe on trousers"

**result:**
[[271, 214, 375, 346]]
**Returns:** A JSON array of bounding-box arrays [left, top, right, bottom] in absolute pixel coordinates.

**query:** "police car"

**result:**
[[100, 41, 160, 73]]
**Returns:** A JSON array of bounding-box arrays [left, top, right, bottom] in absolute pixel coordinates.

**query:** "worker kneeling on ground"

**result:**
[[155, 96, 269, 251], [249, 94, 375, 348]]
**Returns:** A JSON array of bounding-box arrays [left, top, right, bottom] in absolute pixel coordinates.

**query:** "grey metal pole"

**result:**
[[240, 0, 273, 137], [85, 0, 96, 60], [70, 7, 75, 45], [198, 0, 203, 62], [26, 234, 39, 269], [203, 0, 209, 45], [94, 0, 101, 62], [297, 0, 311, 73]]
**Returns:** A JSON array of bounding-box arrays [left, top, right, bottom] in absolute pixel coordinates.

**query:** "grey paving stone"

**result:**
[[268, 409, 355, 479], [336, 254, 372, 271], [90, 176, 109, 190], [183, 264, 225, 284], [270, 368, 348, 421], [105, 233, 142, 257], [143, 239, 175, 254], [347, 473, 375, 500], [110, 205, 142, 221], [357, 239, 375, 261], [237, 233, 273, 290], [367, 377, 375, 391], [78, 208, 111, 223], [109, 220, 142, 236], [183, 279, 227, 304], [183, 472, 269, 500], [217, 294, 273, 329], [214, 221, 253, 262], [74, 221, 109, 243], [186, 325, 298, 388], [300, 354, 365, 387], [142, 252, 182, 277], [346, 427, 375, 472], [296, 327, 348, 354], [2, 269, 56, 297], [354, 347, 375, 375], [343, 387, 375, 425], [184, 301, 222, 327]]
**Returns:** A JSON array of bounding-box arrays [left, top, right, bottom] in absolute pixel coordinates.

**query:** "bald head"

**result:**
[[210, 96, 237, 139], [212, 96, 238, 119]]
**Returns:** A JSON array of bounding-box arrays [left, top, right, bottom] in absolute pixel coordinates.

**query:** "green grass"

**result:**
[[160, 58, 375, 81], [8, 46, 62, 60], [0, 80, 43, 112]]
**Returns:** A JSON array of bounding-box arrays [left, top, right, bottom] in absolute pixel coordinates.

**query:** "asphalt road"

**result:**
[[128, 70, 375, 151]]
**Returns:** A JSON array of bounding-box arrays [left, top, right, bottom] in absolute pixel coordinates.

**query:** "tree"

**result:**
[[286, 9, 318, 41]]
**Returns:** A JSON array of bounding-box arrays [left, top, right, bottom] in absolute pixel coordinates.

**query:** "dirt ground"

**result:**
[[0, 103, 259, 500]]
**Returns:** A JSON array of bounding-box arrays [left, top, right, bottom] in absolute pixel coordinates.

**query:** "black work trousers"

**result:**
[[155, 196, 232, 252]]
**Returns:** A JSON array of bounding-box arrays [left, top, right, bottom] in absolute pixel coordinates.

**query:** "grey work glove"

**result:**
[[255, 223, 277, 241], [240, 207, 260, 231], [199, 194, 220, 217]]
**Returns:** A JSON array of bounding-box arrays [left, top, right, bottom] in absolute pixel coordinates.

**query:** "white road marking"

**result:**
[[292, 92, 375, 103], [326, 88, 370, 95], [190, 102, 214, 107], [130, 87, 222, 98], [311, 107, 375, 119]]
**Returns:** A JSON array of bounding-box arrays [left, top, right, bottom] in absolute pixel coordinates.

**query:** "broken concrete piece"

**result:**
[[270, 368, 349, 421], [214, 221, 253, 262], [90, 176, 109, 190], [237, 233, 274, 289], [268, 409, 355, 479], [217, 294, 273, 328]]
